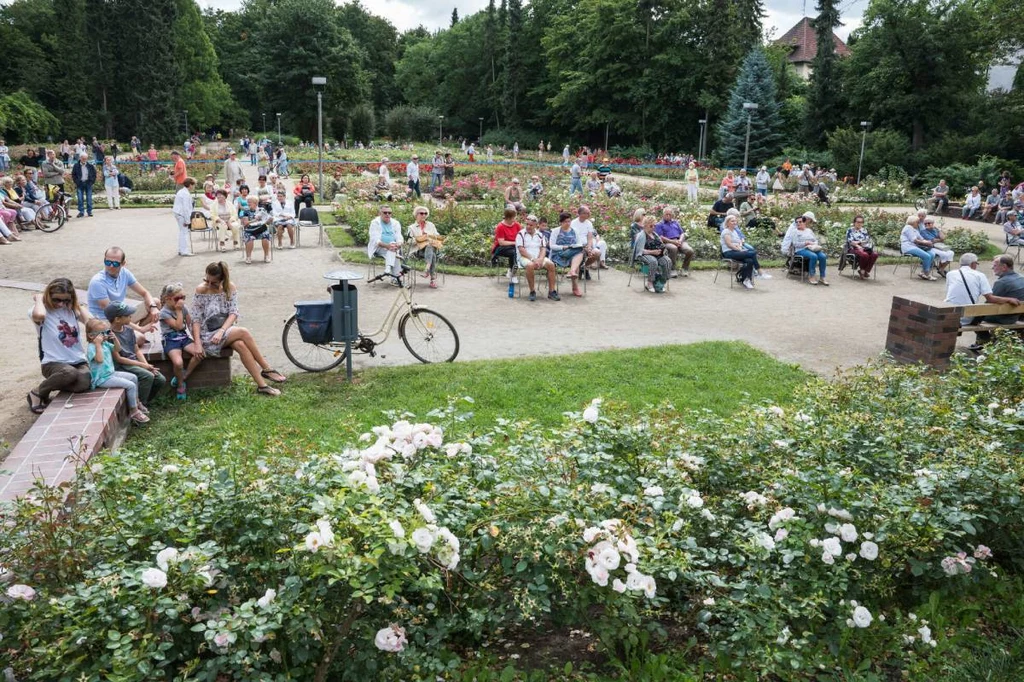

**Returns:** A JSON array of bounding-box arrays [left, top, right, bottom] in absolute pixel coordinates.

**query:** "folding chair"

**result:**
[[785, 245, 808, 283], [296, 207, 323, 247], [893, 254, 921, 277], [188, 211, 215, 252], [1005, 233, 1023, 265], [839, 243, 877, 280], [713, 251, 740, 289]]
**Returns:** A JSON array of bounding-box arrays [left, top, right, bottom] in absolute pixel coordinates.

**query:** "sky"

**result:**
[[200, 0, 868, 40]]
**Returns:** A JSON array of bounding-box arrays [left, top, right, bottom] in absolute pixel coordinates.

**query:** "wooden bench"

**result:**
[[886, 295, 1024, 368], [140, 333, 233, 390]]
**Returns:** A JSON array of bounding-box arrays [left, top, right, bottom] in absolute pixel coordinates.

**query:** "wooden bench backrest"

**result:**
[[961, 302, 1024, 317]]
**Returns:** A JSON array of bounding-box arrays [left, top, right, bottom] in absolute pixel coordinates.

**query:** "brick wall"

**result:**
[[142, 346, 233, 390], [885, 296, 963, 369]]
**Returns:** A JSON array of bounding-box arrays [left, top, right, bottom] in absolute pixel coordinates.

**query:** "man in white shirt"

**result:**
[[516, 215, 557, 302], [172, 177, 196, 257], [570, 205, 607, 275], [406, 155, 420, 198], [945, 252, 1019, 325]]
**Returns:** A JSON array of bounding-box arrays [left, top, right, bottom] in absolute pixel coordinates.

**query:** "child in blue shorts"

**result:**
[[158, 283, 203, 400]]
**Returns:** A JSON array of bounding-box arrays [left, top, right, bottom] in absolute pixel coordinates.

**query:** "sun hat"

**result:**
[[801, 211, 817, 222]]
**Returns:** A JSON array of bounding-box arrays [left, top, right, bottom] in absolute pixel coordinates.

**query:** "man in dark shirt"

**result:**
[[707, 193, 734, 230], [976, 255, 1024, 344]]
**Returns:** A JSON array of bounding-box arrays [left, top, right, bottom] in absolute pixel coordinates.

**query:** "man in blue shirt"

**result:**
[[86, 246, 159, 329], [654, 207, 694, 277]]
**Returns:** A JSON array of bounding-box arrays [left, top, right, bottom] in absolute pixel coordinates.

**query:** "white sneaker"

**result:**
[[756, 272, 773, 280], [742, 279, 755, 290], [511, 276, 519, 284], [505, 269, 512, 279]]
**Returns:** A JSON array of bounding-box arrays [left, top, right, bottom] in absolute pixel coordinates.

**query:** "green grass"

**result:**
[[131, 342, 805, 455], [325, 226, 354, 248]]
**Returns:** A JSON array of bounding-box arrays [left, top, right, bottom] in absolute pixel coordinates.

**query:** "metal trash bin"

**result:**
[[323, 269, 364, 381]]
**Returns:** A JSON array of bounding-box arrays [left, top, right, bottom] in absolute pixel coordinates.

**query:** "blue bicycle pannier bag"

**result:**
[[295, 301, 333, 344]]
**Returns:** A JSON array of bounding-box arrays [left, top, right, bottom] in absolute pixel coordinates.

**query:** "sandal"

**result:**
[[26, 391, 45, 415], [264, 256, 271, 263], [175, 388, 187, 401], [257, 385, 281, 397], [261, 368, 287, 383], [245, 256, 252, 264], [429, 280, 438, 288]]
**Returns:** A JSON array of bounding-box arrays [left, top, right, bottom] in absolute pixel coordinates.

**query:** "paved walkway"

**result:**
[[0, 164, 1004, 458]]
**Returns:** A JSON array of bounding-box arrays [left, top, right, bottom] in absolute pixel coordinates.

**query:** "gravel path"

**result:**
[[0, 165, 1001, 455]]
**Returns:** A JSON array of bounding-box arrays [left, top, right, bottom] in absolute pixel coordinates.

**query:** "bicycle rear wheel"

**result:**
[[37, 205, 66, 233], [399, 307, 459, 363], [914, 197, 927, 211], [281, 314, 347, 372]]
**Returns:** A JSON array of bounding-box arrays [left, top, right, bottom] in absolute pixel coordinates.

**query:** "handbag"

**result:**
[[205, 313, 229, 333]]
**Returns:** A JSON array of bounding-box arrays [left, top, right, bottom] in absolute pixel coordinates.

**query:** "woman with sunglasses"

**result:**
[[408, 206, 444, 288], [193, 261, 285, 396], [27, 279, 92, 414]]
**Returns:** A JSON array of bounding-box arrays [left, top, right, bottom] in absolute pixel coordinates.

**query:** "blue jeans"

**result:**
[[757, 187, 767, 196], [796, 248, 827, 277], [902, 247, 934, 272], [569, 177, 583, 195], [76, 185, 93, 216]]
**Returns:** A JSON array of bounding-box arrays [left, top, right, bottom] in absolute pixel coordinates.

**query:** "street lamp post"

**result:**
[[857, 121, 870, 184], [697, 119, 706, 161], [438, 115, 444, 146], [478, 117, 484, 141], [183, 110, 188, 138], [276, 113, 282, 146], [742, 102, 759, 171], [312, 76, 327, 200], [261, 112, 266, 139]]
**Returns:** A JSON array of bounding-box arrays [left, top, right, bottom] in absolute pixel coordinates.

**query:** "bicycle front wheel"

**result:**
[[914, 197, 927, 211], [37, 205, 66, 233], [281, 314, 347, 372], [399, 307, 460, 363]]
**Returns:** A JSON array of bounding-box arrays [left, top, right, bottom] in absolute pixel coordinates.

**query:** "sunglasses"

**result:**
[[52, 296, 72, 304], [381, 211, 392, 215], [173, 295, 186, 301], [104, 259, 123, 268]]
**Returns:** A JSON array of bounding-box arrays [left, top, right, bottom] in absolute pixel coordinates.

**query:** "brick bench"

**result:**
[[141, 334, 233, 390], [885, 295, 1024, 368], [0, 389, 128, 502]]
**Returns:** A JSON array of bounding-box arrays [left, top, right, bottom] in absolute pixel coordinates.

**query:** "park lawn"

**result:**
[[132, 341, 806, 456]]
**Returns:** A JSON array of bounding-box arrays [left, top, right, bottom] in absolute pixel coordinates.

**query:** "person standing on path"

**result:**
[[72, 152, 96, 218], [169, 150, 187, 189], [685, 162, 699, 203], [173, 177, 197, 257], [429, 150, 444, 193], [569, 158, 583, 195], [224, 150, 244, 192], [406, 154, 421, 198], [562, 145, 570, 166], [102, 156, 121, 210]]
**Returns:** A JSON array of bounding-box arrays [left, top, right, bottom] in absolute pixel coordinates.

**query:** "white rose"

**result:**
[[582, 405, 599, 424], [389, 520, 406, 539], [411, 527, 436, 553], [852, 605, 873, 628], [374, 625, 408, 653], [821, 551, 835, 565], [256, 588, 276, 609], [643, 485, 664, 498], [777, 626, 791, 645], [304, 531, 324, 553], [444, 443, 462, 458], [213, 631, 233, 648], [685, 494, 704, 509], [612, 579, 627, 594], [640, 574, 657, 598], [822, 537, 843, 557], [859, 541, 879, 561], [774, 528, 789, 542], [141, 568, 167, 589], [703, 597, 716, 606], [588, 563, 609, 586], [160, 464, 179, 474], [155, 547, 179, 572], [917, 625, 932, 643], [838, 523, 858, 543], [756, 532, 776, 552], [593, 541, 621, 571], [413, 498, 437, 524], [315, 519, 336, 547], [6, 584, 36, 601]]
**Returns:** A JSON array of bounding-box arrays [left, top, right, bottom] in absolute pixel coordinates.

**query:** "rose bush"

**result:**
[[3, 338, 1022, 679]]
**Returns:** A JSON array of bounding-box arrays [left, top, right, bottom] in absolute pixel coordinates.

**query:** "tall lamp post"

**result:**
[[697, 119, 707, 161], [183, 110, 188, 138], [261, 112, 266, 139], [276, 113, 282, 146], [857, 121, 870, 184], [478, 117, 484, 141], [742, 102, 758, 171], [438, 115, 444, 146], [312, 76, 327, 200]]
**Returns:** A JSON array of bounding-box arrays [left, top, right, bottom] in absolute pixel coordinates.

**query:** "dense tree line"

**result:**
[[0, 0, 1020, 172]]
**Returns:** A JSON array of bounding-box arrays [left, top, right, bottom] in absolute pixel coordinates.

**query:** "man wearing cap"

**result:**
[[224, 150, 244, 192], [87, 246, 159, 326], [1004, 211, 1023, 246], [406, 154, 421, 199], [105, 300, 166, 405]]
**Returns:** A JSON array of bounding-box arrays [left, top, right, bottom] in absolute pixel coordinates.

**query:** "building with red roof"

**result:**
[[774, 17, 851, 80]]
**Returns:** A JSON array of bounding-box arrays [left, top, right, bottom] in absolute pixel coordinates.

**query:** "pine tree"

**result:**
[[715, 48, 784, 167], [49, 0, 98, 136], [805, 0, 843, 147], [450, 8, 459, 26]]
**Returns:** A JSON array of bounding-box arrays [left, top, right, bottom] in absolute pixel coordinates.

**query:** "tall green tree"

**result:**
[[171, 0, 238, 132], [805, 0, 843, 147], [451, 8, 459, 25], [715, 48, 784, 167], [845, 0, 993, 150], [339, 2, 401, 111], [501, 0, 525, 126], [49, 0, 98, 136]]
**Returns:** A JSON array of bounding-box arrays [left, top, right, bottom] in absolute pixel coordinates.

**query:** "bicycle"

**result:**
[[281, 265, 460, 372], [35, 186, 70, 233]]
